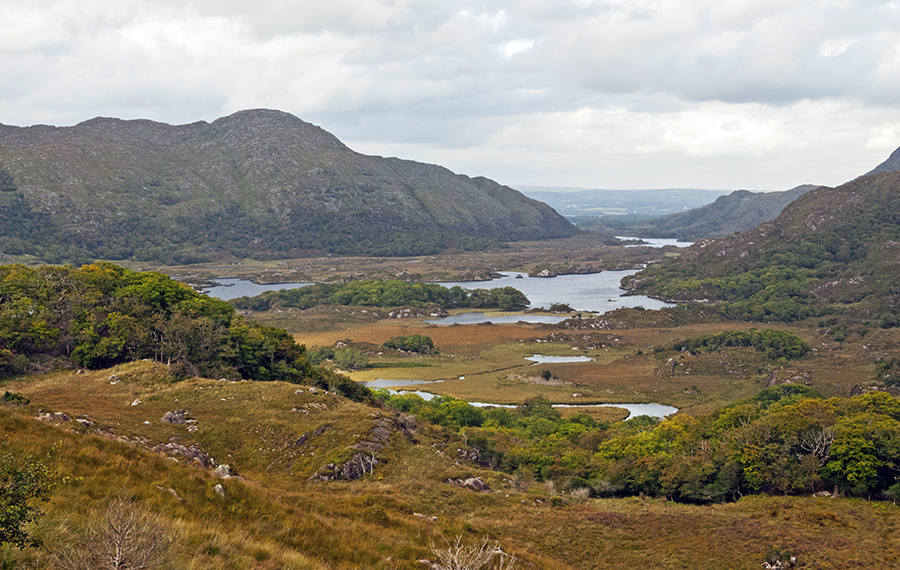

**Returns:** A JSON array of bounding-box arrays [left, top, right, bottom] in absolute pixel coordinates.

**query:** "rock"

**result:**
[[413, 512, 438, 522], [152, 439, 216, 469], [309, 387, 318, 395], [161, 409, 191, 425], [295, 389, 304, 394], [108, 375, 122, 384], [212, 464, 237, 479], [156, 486, 186, 503], [341, 453, 378, 480], [444, 476, 491, 492], [35, 412, 71, 423], [75, 418, 95, 428], [131, 399, 142, 406], [213, 484, 225, 498]]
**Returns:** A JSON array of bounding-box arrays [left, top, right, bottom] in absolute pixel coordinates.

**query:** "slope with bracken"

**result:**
[[623, 170, 900, 324]]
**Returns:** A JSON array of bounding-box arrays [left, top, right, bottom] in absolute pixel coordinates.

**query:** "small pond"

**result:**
[[524, 354, 594, 364]]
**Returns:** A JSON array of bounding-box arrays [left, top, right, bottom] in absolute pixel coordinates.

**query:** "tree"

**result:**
[[52, 495, 174, 570], [0, 452, 55, 549], [431, 535, 517, 570]]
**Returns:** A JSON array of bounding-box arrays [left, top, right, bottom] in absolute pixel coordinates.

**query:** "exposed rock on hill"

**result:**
[[0, 109, 576, 263]]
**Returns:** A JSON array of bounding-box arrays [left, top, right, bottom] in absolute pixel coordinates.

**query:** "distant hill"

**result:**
[[617, 185, 820, 240], [623, 171, 900, 325], [0, 110, 576, 264], [519, 187, 729, 217]]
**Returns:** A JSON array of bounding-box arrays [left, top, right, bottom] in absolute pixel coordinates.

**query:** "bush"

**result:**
[[334, 348, 369, 371]]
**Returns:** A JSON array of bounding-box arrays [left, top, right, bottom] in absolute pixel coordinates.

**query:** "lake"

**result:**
[[616, 236, 694, 248], [204, 270, 670, 315], [203, 278, 312, 300], [432, 270, 671, 314]]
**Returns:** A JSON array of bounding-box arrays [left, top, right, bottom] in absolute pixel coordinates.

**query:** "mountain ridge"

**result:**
[[0, 109, 576, 263]]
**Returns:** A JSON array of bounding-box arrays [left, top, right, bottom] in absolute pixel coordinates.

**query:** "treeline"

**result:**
[[0, 263, 368, 400], [376, 386, 900, 502], [229, 280, 529, 311], [671, 329, 809, 360]]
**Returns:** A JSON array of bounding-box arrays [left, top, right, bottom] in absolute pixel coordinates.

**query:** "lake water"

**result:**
[[358, 380, 677, 420], [204, 270, 670, 315], [432, 270, 671, 314], [616, 236, 694, 248]]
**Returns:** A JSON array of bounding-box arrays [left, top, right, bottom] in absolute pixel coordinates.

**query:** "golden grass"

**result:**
[[3, 353, 900, 569]]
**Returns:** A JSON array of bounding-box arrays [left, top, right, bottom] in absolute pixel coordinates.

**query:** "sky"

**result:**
[[3, 0, 900, 191]]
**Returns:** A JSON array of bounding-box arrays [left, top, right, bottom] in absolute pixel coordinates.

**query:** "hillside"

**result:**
[[0, 110, 576, 264], [623, 170, 900, 324]]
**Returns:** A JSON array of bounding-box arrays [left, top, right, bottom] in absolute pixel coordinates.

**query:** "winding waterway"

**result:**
[[358, 379, 677, 420]]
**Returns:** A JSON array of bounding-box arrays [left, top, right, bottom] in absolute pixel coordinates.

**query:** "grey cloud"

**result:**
[[2, 0, 900, 188]]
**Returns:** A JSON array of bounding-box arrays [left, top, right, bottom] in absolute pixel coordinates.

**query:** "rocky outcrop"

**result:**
[[151, 438, 216, 469], [444, 476, 491, 492], [308, 414, 415, 482]]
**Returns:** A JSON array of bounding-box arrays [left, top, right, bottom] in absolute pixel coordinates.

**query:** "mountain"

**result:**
[[0, 110, 576, 264], [623, 170, 900, 325], [625, 185, 820, 240], [865, 144, 900, 175], [518, 187, 730, 217], [570, 185, 818, 240]]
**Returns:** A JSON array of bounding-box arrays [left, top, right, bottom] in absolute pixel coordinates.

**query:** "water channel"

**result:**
[[359, 379, 677, 420]]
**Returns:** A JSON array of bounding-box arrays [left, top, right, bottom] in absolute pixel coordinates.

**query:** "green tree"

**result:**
[[0, 452, 55, 549]]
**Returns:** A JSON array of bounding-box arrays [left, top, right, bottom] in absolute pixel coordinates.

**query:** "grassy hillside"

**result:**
[[0, 110, 576, 264], [4, 361, 900, 569]]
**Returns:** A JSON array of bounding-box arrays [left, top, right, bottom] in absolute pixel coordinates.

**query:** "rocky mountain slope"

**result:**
[[0, 110, 576, 263], [865, 143, 900, 175], [623, 170, 900, 324]]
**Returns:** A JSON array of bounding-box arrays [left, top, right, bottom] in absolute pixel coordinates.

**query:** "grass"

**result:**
[[3, 354, 900, 568]]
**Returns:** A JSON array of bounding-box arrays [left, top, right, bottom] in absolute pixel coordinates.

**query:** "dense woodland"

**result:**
[[0, 263, 367, 399], [229, 280, 530, 311]]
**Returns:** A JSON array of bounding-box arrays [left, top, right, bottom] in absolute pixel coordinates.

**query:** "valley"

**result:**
[[3, 112, 900, 569]]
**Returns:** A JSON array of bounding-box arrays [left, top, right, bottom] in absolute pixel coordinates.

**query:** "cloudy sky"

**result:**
[[3, 0, 900, 190]]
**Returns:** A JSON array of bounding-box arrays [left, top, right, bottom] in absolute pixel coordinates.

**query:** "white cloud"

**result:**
[[2, 0, 900, 188]]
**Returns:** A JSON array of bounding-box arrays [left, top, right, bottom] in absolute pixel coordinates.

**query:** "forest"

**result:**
[[0, 263, 367, 399], [229, 279, 530, 312]]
